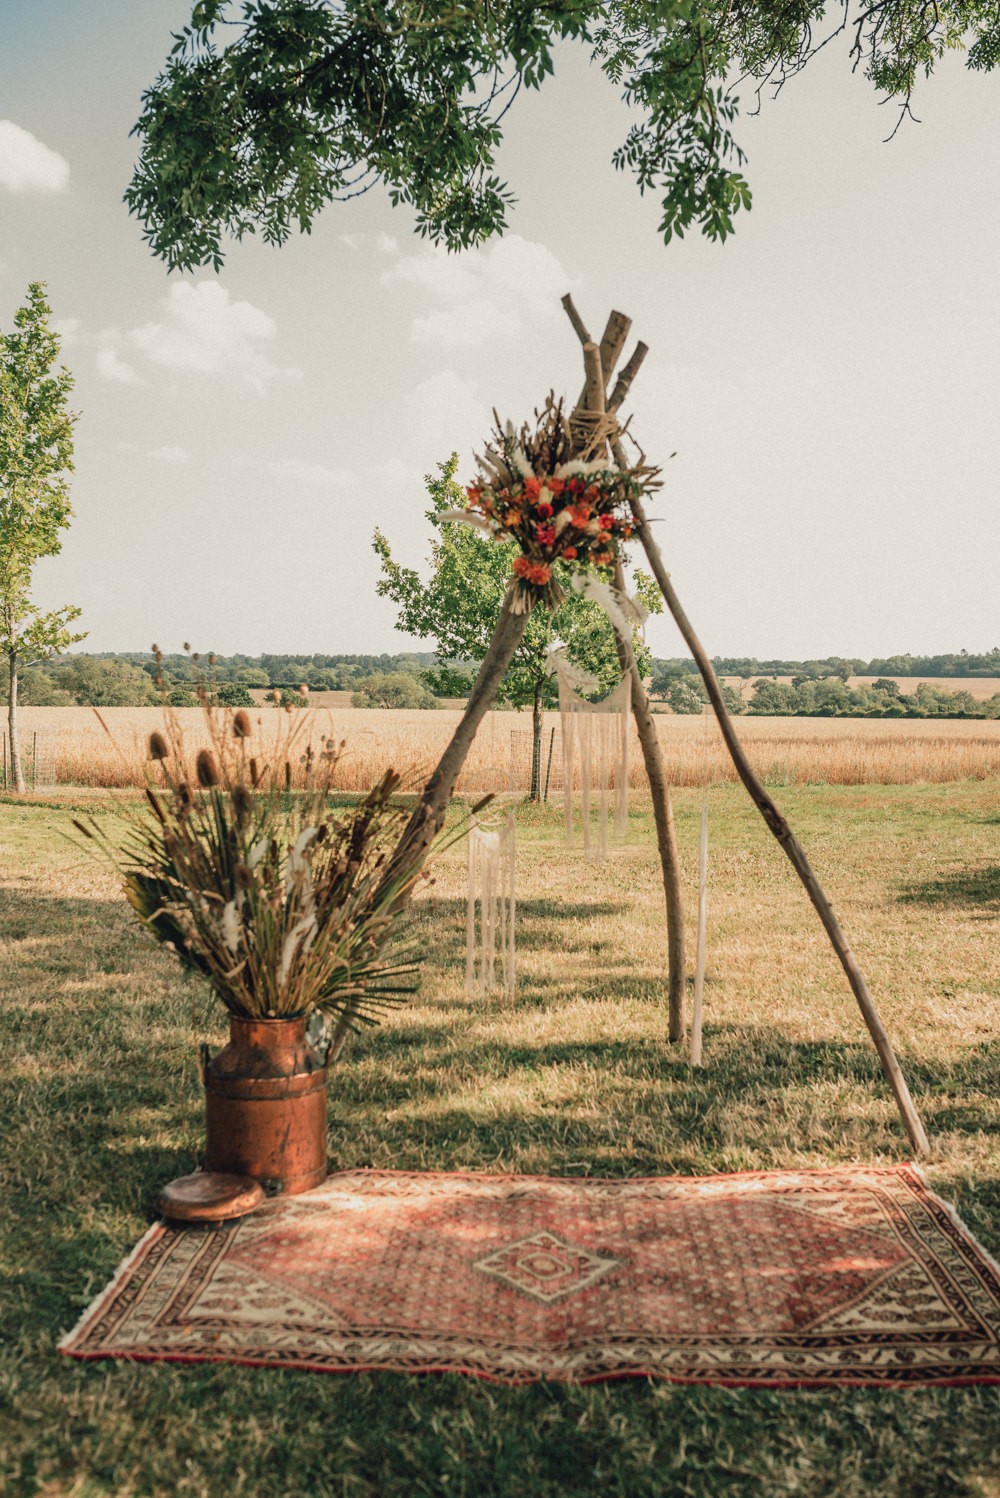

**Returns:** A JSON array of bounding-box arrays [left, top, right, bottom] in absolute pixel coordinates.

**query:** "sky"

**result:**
[[2, 1, 998, 665]]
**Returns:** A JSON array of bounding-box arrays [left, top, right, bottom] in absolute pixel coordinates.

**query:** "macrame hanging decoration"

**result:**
[[466, 812, 516, 1000], [548, 649, 630, 858]]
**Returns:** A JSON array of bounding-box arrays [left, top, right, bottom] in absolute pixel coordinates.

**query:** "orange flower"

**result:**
[[547, 477, 565, 497], [513, 555, 532, 578], [503, 509, 523, 528], [562, 545, 578, 560], [568, 504, 590, 528], [528, 562, 552, 585], [523, 477, 541, 500]]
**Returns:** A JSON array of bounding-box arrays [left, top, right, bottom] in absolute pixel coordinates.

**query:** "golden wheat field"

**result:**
[[8, 703, 1000, 792]]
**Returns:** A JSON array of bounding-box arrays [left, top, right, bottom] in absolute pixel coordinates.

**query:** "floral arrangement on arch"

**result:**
[[449, 397, 645, 613]]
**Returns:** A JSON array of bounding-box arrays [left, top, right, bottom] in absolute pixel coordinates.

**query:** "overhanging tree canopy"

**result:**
[[127, 0, 1000, 269]]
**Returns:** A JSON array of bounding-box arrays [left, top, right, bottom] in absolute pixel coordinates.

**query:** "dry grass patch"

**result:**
[[2, 783, 1000, 1496]]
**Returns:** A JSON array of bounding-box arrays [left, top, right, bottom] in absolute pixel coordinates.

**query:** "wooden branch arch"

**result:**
[[376, 297, 929, 1158]]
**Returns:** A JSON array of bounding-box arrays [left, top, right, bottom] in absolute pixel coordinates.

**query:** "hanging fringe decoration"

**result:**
[[549, 649, 630, 858], [466, 813, 516, 1000]]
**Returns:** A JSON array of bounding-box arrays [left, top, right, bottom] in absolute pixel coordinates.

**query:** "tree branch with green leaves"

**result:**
[[127, 1, 1000, 268]]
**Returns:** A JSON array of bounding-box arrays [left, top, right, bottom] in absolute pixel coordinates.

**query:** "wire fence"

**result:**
[[1, 731, 57, 791]]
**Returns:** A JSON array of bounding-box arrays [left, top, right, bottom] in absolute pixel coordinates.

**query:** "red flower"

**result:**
[[547, 478, 565, 497], [536, 524, 556, 546], [513, 555, 532, 578], [528, 562, 552, 585], [598, 514, 615, 530], [562, 545, 578, 560], [536, 502, 553, 519]]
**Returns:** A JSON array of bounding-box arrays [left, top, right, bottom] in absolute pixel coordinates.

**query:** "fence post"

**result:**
[[543, 726, 556, 803]]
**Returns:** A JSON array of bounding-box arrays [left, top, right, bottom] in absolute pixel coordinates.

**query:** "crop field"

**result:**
[[9, 704, 1000, 795], [2, 781, 999, 1495]]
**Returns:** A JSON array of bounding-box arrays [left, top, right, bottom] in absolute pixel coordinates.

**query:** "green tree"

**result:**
[[215, 680, 255, 708], [127, 2, 1000, 269], [57, 657, 158, 708], [374, 455, 661, 798], [351, 672, 439, 710], [666, 677, 705, 715], [0, 284, 84, 793]]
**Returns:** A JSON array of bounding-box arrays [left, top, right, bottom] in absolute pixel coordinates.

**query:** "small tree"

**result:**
[[351, 672, 439, 710], [0, 284, 84, 792], [374, 456, 661, 798]]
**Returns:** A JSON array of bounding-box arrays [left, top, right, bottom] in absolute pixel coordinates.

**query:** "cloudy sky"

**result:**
[[3, 1, 998, 662]]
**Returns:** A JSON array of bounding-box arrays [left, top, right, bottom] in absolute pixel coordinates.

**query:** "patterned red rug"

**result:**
[[60, 1164, 1000, 1386]]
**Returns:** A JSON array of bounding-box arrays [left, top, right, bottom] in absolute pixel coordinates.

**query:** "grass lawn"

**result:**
[[2, 782, 999, 1496]]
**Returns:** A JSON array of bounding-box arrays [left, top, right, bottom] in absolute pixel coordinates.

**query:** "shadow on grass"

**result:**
[[898, 864, 1000, 910]]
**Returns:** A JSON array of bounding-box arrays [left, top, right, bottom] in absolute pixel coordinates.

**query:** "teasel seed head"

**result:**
[[196, 749, 220, 788], [148, 730, 169, 761], [250, 757, 261, 788], [175, 784, 193, 815], [232, 710, 251, 740], [232, 784, 252, 823]]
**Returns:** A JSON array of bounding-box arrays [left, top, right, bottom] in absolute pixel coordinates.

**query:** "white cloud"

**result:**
[[152, 445, 189, 465], [340, 231, 399, 255], [96, 347, 141, 385], [53, 316, 81, 345], [127, 281, 300, 392], [266, 457, 356, 490], [385, 234, 574, 349], [0, 121, 69, 194], [404, 369, 488, 461]]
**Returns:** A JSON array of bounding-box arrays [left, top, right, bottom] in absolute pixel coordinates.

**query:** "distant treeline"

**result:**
[[650, 662, 1000, 718], [7, 648, 1000, 715], [659, 649, 1000, 680], [2, 651, 441, 709]]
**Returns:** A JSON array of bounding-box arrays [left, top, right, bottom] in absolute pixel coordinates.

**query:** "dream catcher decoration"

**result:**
[[466, 812, 516, 1000], [548, 648, 630, 858]]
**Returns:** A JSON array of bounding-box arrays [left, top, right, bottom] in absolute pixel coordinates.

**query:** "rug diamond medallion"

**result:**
[[473, 1231, 620, 1303], [60, 1164, 1000, 1387]]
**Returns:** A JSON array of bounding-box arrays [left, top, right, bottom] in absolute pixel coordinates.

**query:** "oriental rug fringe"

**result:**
[[60, 1164, 1000, 1387]]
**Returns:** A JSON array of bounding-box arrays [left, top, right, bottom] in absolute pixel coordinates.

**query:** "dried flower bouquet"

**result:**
[[77, 673, 432, 1061]]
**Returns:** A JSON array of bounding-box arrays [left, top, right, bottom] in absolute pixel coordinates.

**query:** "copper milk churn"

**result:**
[[204, 1015, 328, 1194]]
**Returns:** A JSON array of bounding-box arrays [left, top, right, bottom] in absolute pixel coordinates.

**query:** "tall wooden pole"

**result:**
[[382, 590, 529, 896], [562, 295, 687, 1041], [631, 492, 930, 1156]]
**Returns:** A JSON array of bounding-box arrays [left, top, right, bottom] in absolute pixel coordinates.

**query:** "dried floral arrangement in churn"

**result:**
[[76, 658, 437, 1196]]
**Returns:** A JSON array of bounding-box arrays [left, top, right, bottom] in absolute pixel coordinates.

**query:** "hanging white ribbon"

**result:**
[[438, 509, 494, 532], [569, 572, 649, 641]]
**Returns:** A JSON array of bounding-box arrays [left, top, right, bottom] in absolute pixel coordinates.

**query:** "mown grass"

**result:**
[[2, 783, 999, 1497]]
